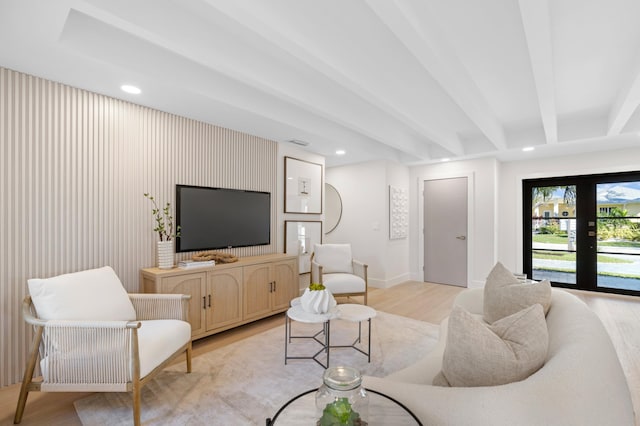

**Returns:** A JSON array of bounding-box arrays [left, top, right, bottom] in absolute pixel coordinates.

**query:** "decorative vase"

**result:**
[[315, 366, 369, 425], [157, 240, 174, 269], [300, 288, 336, 314]]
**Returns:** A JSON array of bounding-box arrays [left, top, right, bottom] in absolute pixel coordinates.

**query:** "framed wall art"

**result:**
[[285, 220, 322, 274], [284, 156, 323, 214], [389, 185, 408, 239]]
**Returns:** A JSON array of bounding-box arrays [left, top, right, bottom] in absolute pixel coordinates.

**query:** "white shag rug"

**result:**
[[74, 311, 439, 425]]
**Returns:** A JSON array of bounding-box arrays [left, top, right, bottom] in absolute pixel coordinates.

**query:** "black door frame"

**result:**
[[523, 170, 640, 297]]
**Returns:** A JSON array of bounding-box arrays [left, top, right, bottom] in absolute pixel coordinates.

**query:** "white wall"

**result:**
[[410, 157, 499, 287], [326, 160, 410, 287], [326, 147, 640, 291], [498, 146, 640, 273], [326, 157, 500, 288]]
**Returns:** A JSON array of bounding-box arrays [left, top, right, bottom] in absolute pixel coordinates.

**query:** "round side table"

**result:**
[[333, 304, 377, 362], [284, 304, 339, 368]]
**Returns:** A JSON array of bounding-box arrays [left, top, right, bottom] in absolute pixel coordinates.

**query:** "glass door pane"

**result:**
[[531, 185, 577, 285], [596, 182, 640, 291]]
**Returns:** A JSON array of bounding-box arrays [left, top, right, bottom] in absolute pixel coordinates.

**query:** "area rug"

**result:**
[[74, 311, 440, 425]]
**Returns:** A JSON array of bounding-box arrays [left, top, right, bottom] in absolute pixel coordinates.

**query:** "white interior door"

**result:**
[[424, 177, 468, 287]]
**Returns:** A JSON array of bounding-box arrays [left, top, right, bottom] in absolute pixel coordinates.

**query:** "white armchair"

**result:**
[[311, 243, 368, 305], [14, 266, 192, 426]]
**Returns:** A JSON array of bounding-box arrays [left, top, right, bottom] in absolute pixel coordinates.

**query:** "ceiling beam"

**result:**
[[73, 1, 439, 160], [366, 0, 507, 151], [204, 0, 464, 158], [518, 0, 557, 144], [607, 54, 640, 135]]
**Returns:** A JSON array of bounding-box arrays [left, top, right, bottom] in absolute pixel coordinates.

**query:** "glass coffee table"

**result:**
[[266, 388, 422, 426]]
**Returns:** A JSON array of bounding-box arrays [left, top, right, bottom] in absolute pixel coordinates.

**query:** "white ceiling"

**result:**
[[2, 0, 640, 167]]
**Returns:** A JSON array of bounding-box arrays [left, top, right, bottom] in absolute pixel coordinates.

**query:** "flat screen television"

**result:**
[[176, 185, 271, 252]]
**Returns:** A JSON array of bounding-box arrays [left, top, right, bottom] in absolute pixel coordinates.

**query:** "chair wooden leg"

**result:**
[[132, 381, 141, 426], [13, 377, 32, 424], [14, 327, 43, 424], [13, 327, 44, 424], [186, 342, 192, 373]]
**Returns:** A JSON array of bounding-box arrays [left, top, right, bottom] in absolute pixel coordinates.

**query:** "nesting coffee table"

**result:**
[[284, 302, 377, 368]]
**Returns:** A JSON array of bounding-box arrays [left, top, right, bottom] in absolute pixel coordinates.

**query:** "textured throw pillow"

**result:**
[[433, 304, 548, 387], [313, 244, 353, 274], [28, 266, 136, 321], [483, 261, 551, 323]]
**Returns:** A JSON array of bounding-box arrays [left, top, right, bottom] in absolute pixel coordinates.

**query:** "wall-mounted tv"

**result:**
[[176, 185, 271, 253]]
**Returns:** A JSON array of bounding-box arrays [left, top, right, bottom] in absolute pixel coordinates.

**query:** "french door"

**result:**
[[523, 171, 640, 296]]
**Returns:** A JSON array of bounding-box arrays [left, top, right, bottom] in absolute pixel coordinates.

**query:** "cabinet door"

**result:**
[[160, 273, 206, 337], [272, 259, 297, 311], [243, 263, 272, 321], [206, 267, 243, 331]]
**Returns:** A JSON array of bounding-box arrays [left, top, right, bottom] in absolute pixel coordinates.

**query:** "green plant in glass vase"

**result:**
[[144, 193, 180, 241], [319, 398, 365, 426]]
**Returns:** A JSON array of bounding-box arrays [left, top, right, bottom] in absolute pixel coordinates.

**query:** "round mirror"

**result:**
[[325, 183, 343, 234]]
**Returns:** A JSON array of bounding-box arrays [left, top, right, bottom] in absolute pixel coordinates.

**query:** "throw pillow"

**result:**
[[483, 261, 551, 323], [433, 303, 548, 387], [28, 266, 136, 321]]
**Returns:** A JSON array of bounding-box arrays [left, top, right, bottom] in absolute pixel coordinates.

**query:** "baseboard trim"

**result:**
[[368, 273, 412, 289]]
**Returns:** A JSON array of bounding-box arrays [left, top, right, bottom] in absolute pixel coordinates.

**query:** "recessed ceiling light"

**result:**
[[522, 146, 535, 152], [121, 85, 141, 94], [336, 150, 346, 155], [441, 158, 450, 162]]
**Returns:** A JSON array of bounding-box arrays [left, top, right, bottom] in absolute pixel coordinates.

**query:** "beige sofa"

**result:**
[[363, 288, 635, 425]]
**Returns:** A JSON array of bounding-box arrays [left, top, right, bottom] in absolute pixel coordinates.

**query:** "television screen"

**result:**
[[176, 185, 271, 252]]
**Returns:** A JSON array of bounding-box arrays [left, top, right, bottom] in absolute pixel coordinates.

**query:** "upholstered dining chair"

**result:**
[[14, 266, 192, 426], [311, 243, 368, 305]]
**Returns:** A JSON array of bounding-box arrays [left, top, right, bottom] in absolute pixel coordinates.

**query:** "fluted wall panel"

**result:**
[[0, 67, 277, 387]]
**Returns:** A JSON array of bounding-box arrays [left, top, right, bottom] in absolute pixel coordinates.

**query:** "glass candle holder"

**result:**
[[315, 366, 369, 425]]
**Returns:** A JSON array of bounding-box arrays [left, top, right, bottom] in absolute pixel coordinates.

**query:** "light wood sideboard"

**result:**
[[141, 253, 298, 340]]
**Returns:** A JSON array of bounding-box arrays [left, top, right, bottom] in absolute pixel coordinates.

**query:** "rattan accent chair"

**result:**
[[14, 266, 192, 426], [311, 243, 368, 305]]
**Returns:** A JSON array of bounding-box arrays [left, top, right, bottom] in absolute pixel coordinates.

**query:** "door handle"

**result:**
[[456, 235, 466, 240]]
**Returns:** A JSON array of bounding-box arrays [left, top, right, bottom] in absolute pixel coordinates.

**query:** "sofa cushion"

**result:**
[[433, 303, 548, 387], [39, 319, 191, 381], [28, 266, 136, 321], [483, 261, 551, 323], [314, 244, 353, 274], [138, 319, 191, 378], [322, 273, 365, 294]]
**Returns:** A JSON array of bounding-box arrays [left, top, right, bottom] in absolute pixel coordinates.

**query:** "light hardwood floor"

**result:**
[[1, 281, 638, 425]]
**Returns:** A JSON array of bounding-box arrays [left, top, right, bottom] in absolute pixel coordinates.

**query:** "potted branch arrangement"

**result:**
[[144, 193, 180, 269]]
